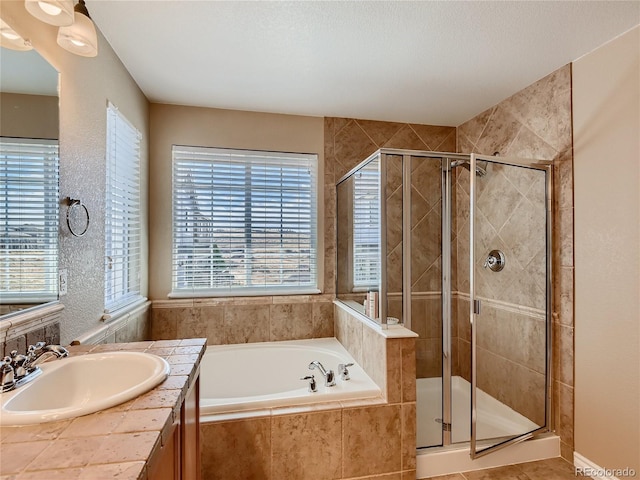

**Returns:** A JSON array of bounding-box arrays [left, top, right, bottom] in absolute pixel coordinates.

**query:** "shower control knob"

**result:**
[[483, 250, 505, 272]]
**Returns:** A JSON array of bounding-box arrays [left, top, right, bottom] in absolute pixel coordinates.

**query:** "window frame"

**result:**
[[170, 145, 320, 298], [104, 102, 142, 314]]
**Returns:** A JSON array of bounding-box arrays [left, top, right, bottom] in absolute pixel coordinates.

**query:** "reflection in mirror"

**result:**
[[336, 155, 381, 321], [0, 48, 60, 319]]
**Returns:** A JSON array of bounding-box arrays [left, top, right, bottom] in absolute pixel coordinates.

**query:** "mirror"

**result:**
[[0, 48, 60, 318]]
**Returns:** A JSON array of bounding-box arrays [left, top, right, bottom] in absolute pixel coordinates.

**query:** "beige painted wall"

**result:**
[[573, 26, 640, 470], [1, 2, 149, 344], [148, 104, 324, 299], [0, 92, 59, 139]]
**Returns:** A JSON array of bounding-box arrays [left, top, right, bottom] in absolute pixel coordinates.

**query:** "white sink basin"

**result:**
[[0, 351, 170, 426]]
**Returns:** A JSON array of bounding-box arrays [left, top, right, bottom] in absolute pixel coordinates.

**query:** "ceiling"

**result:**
[[89, 1, 639, 126]]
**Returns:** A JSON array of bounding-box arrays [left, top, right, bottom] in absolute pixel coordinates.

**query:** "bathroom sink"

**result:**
[[0, 351, 170, 426]]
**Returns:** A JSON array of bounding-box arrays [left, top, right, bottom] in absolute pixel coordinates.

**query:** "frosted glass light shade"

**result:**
[[0, 19, 33, 51], [25, 0, 74, 26], [57, 11, 98, 57]]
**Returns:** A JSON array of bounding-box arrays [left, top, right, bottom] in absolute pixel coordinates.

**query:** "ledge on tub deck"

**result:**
[[333, 299, 419, 339], [0, 339, 205, 480]]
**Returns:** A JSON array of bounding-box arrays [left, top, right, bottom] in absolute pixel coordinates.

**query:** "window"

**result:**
[[0, 138, 59, 302], [104, 103, 141, 312], [172, 146, 318, 296], [353, 166, 380, 289]]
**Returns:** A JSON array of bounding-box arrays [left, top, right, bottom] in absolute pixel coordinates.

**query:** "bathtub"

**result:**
[[199, 338, 382, 416]]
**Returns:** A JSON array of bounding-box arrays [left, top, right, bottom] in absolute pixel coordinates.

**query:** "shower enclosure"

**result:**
[[336, 148, 552, 459]]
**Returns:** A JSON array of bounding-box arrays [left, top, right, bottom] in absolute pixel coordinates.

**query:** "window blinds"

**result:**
[[104, 103, 141, 312], [0, 138, 59, 303], [353, 168, 380, 288], [172, 146, 318, 296]]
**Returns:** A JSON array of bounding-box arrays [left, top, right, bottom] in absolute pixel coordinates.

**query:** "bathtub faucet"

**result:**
[[338, 363, 354, 381], [308, 361, 336, 387]]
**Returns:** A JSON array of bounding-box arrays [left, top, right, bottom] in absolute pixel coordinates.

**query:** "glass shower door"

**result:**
[[469, 154, 552, 458]]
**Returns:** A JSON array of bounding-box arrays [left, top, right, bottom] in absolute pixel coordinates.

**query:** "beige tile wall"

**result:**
[[457, 64, 574, 459], [453, 147, 548, 427], [0, 304, 65, 357], [456, 297, 547, 426], [1, 322, 60, 358], [327, 117, 455, 380], [200, 305, 416, 480], [68, 305, 151, 346], [151, 295, 334, 345], [455, 163, 547, 309], [413, 156, 452, 381], [411, 295, 443, 379]]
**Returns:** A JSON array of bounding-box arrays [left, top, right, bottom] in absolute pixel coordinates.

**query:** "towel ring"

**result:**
[[66, 198, 90, 237]]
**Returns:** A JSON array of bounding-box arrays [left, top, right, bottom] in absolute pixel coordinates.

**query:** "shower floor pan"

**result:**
[[417, 376, 539, 447]]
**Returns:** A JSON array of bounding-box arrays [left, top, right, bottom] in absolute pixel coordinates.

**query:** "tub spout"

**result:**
[[308, 360, 335, 387]]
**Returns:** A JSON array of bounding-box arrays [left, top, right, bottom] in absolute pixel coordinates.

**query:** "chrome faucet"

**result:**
[[308, 360, 335, 387], [0, 342, 68, 393], [0, 357, 15, 393], [28, 343, 69, 366]]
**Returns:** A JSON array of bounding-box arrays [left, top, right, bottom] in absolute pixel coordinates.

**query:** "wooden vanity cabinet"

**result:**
[[148, 372, 201, 480], [148, 421, 180, 480], [181, 370, 200, 480]]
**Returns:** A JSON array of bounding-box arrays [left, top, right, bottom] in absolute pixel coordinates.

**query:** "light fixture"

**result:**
[[25, 0, 74, 27], [56, 0, 97, 57], [0, 19, 33, 51]]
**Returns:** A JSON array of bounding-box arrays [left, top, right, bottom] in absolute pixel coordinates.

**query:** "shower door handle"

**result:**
[[473, 299, 481, 315]]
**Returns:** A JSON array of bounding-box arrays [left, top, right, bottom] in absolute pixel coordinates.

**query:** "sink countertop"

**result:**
[[0, 338, 206, 480]]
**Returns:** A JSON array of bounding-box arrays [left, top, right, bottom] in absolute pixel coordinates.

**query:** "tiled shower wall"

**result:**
[[386, 155, 446, 379], [408, 155, 448, 379], [453, 160, 548, 427], [326, 118, 455, 379], [456, 64, 574, 459]]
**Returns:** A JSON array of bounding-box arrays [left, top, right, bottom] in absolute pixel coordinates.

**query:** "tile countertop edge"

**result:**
[[0, 338, 206, 480]]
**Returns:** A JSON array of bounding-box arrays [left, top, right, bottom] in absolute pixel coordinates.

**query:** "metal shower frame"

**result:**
[[336, 148, 554, 459]]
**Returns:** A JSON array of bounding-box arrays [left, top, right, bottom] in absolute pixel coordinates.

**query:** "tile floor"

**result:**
[[427, 457, 578, 480]]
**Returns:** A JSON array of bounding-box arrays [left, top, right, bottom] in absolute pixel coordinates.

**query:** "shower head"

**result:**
[[450, 159, 487, 177]]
